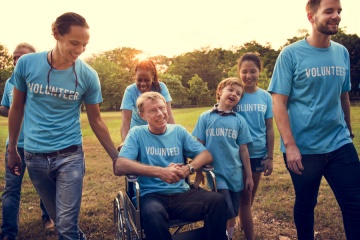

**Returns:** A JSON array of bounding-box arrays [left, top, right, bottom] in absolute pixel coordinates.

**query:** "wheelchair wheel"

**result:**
[[114, 191, 127, 240]]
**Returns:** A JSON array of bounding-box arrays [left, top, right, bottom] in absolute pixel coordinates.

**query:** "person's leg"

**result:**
[[140, 193, 171, 240], [284, 153, 325, 240], [1, 148, 26, 240], [54, 149, 86, 240], [40, 200, 54, 229], [24, 152, 57, 223], [170, 189, 228, 240], [324, 143, 360, 240], [217, 189, 238, 239], [239, 172, 261, 240]]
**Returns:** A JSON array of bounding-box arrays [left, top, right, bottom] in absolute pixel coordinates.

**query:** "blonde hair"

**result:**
[[136, 92, 166, 112], [216, 78, 243, 101]]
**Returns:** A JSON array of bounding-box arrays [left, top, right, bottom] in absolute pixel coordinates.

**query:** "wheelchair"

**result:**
[[113, 163, 217, 240]]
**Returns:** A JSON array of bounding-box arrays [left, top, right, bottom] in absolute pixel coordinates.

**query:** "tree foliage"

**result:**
[[0, 44, 13, 100], [187, 74, 212, 106]]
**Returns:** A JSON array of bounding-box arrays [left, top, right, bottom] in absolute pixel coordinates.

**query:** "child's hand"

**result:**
[[263, 158, 273, 176], [245, 176, 254, 192]]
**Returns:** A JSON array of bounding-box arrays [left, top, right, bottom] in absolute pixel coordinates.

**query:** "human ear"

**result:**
[[307, 12, 315, 23]]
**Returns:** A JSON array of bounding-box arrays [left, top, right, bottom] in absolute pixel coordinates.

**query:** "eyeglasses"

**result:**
[[47, 50, 78, 96], [147, 106, 167, 115]]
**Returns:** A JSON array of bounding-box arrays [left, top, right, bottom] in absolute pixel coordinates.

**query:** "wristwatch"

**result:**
[[350, 133, 355, 139], [187, 164, 195, 175]]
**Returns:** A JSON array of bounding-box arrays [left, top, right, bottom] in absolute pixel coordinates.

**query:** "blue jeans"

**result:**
[[24, 147, 86, 240], [140, 189, 228, 240], [1, 148, 50, 239], [284, 143, 360, 240]]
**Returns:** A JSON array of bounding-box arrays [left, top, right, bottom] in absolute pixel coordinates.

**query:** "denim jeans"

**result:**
[[140, 189, 228, 240], [1, 148, 50, 239], [24, 147, 86, 240], [284, 143, 360, 240]]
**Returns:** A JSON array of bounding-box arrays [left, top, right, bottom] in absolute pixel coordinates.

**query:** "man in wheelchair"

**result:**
[[114, 92, 228, 240]]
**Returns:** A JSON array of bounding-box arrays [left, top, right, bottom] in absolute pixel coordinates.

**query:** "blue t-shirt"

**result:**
[[120, 82, 172, 128], [119, 124, 206, 197], [10, 51, 102, 152], [1, 79, 25, 148], [234, 88, 273, 158], [192, 110, 252, 192], [268, 39, 352, 154]]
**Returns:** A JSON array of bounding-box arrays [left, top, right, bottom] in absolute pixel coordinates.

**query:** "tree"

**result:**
[[159, 73, 189, 106], [87, 55, 129, 110], [187, 74, 212, 106], [167, 47, 232, 91], [0, 44, 13, 100], [332, 28, 360, 96]]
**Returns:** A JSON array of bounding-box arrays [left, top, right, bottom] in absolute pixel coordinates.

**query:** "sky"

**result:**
[[1, 0, 359, 59]]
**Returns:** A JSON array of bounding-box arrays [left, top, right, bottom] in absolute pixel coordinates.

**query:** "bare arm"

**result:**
[[264, 117, 274, 176], [240, 144, 253, 191], [166, 102, 175, 124], [340, 92, 352, 136], [85, 103, 118, 162], [0, 106, 9, 117], [120, 109, 132, 144], [8, 88, 25, 175], [272, 93, 303, 175]]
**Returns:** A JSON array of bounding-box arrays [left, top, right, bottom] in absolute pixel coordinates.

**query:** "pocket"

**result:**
[[24, 151, 33, 160]]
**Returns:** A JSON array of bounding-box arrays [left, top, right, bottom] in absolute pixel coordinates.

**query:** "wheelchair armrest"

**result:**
[[201, 164, 214, 172], [126, 174, 138, 182]]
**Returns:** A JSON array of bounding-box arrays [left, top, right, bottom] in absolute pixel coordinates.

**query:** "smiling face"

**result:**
[[310, 0, 342, 35], [140, 98, 168, 134], [218, 84, 243, 111], [135, 70, 154, 93], [239, 60, 260, 91], [55, 25, 89, 64]]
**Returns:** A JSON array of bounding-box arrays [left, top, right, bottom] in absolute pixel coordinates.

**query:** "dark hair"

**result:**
[[216, 78, 243, 101], [306, 0, 323, 13], [134, 60, 161, 92], [14, 42, 36, 53], [52, 12, 89, 36], [237, 52, 262, 72]]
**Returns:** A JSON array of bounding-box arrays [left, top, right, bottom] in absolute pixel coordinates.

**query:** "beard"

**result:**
[[315, 18, 339, 35]]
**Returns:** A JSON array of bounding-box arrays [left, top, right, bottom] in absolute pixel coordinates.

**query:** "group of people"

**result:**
[[1, 0, 360, 240]]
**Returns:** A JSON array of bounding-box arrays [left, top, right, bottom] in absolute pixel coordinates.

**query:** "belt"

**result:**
[[39, 145, 80, 158]]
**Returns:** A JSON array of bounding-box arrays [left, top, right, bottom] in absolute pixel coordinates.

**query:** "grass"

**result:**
[[0, 106, 359, 239]]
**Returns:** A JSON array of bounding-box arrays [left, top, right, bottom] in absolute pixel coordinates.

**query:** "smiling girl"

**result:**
[[120, 60, 175, 146]]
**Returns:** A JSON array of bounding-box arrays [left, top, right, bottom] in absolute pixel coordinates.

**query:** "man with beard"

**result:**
[[268, 0, 360, 239]]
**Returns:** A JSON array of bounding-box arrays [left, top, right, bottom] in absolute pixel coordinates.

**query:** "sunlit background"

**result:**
[[1, 0, 359, 59]]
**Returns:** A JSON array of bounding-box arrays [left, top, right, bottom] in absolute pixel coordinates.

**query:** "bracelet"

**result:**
[[267, 157, 273, 160]]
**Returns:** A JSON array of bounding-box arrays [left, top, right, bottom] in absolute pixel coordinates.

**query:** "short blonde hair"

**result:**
[[136, 92, 166, 112], [216, 78, 243, 101]]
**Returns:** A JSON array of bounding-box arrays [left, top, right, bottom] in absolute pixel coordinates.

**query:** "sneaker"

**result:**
[[42, 217, 55, 230]]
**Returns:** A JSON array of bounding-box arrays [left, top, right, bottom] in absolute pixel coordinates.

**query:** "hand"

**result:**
[[193, 171, 204, 189], [263, 158, 273, 176], [159, 164, 185, 184], [8, 149, 22, 176], [245, 176, 254, 192], [285, 145, 303, 175]]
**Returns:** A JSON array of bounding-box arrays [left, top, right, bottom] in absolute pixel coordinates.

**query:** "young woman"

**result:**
[[120, 60, 175, 145], [234, 52, 274, 240]]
